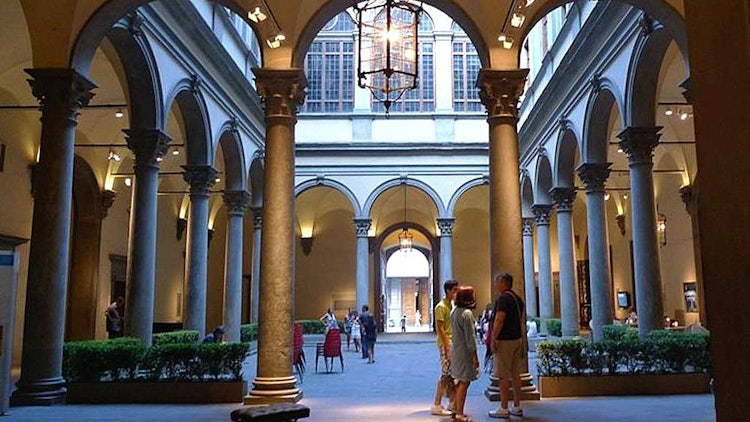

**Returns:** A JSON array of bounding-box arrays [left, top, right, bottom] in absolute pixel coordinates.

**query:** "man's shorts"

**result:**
[[439, 345, 451, 377], [493, 338, 525, 379]]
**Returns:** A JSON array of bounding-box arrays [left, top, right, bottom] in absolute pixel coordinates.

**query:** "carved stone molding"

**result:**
[[576, 162, 612, 193], [550, 187, 577, 212], [26, 68, 96, 123], [522, 217, 535, 236], [252, 68, 307, 119], [590, 74, 602, 95], [617, 127, 662, 165], [477, 69, 529, 120], [0, 234, 29, 250], [639, 12, 654, 36], [98, 189, 117, 219], [437, 218, 455, 237], [182, 165, 218, 196], [125, 129, 171, 168], [251, 206, 263, 229], [223, 190, 250, 216], [532, 204, 553, 226], [353, 218, 372, 237]]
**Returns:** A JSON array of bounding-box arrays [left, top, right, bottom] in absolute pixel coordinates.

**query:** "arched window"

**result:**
[[451, 22, 481, 112], [371, 11, 435, 113], [302, 12, 356, 113]]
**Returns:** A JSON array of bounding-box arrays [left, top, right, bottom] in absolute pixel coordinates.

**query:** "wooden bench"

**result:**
[[230, 403, 310, 422]]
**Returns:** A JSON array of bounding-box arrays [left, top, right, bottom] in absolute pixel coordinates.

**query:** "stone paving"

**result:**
[[6, 333, 716, 421]]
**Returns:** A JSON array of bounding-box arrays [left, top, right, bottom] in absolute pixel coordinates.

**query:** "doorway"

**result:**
[[383, 247, 432, 333]]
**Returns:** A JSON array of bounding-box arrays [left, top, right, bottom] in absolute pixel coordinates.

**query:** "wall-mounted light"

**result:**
[[511, 12, 526, 28], [156, 157, 163, 162], [657, 213, 667, 246], [623, 193, 629, 200], [604, 192, 610, 201], [107, 150, 121, 162], [300, 225, 314, 256], [115, 109, 124, 118], [172, 149, 180, 156], [248, 6, 267, 22], [266, 33, 285, 49], [214, 177, 221, 184], [498, 34, 514, 49], [124, 177, 132, 187]]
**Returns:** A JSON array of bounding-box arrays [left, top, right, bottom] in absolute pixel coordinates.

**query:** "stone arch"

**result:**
[[447, 176, 489, 217], [521, 172, 534, 218], [292, 0, 490, 68], [215, 123, 247, 192], [164, 83, 212, 166], [363, 177, 446, 218], [534, 153, 554, 205], [521, 0, 687, 60], [295, 177, 363, 217], [626, 23, 680, 127], [248, 151, 264, 209], [554, 125, 580, 188], [582, 84, 625, 163]]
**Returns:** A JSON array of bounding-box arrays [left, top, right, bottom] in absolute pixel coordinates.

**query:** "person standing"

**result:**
[[359, 305, 377, 363], [319, 308, 338, 333], [350, 312, 361, 353], [451, 286, 480, 422], [400, 314, 407, 333], [105, 296, 124, 339], [431, 279, 459, 416], [489, 273, 526, 418]]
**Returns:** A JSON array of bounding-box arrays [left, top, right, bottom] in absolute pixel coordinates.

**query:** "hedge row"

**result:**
[[536, 329, 710, 377], [152, 330, 200, 345], [529, 317, 562, 337], [239, 320, 344, 342]]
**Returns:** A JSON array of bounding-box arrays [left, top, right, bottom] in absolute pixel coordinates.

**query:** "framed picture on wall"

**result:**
[[617, 291, 631, 309], [683, 282, 698, 313]]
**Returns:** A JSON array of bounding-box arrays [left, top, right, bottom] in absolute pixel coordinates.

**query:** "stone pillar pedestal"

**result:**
[[353, 218, 372, 309], [223, 190, 250, 343], [577, 163, 613, 341], [618, 127, 664, 337], [532, 204, 553, 334], [11, 68, 95, 405], [551, 187, 580, 337], [250, 207, 262, 324], [245, 68, 306, 405], [437, 218, 455, 282], [522, 218, 538, 317]]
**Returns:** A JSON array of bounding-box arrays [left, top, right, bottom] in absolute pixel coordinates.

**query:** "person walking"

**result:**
[[451, 286, 480, 422], [489, 273, 526, 418], [350, 311, 361, 352], [431, 279, 459, 416], [105, 296, 124, 339]]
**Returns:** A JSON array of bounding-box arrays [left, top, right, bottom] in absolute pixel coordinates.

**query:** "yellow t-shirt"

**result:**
[[434, 297, 453, 348]]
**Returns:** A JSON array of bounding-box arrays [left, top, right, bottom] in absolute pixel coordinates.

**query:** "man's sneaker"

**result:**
[[488, 407, 510, 419], [510, 405, 523, 417], [430, 405, 453, 416]]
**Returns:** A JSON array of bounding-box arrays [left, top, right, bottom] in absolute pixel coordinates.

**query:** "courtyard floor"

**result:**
[[6, 333, 715, 421]]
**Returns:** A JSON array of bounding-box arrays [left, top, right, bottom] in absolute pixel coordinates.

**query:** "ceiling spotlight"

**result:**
[[511, 12, 526, 28], [266, 34, 286, 49], [215, 177, 221, 183], [172, 149, 180, 156], [498, 34, 514, 49], [665, 109, 673, 116], [115, 108, 124, 118], [107, 150, 121, 162], [247, 7, 267, 23], [124, 177, 132, 187], [680, 112, 689, 120]]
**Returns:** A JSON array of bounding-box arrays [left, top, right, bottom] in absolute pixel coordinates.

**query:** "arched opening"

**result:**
[[383, 246, 431, 332]]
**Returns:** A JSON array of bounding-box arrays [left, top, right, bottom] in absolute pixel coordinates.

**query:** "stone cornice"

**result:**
[[0, 234, 29, 250], [295, 142, 489, 157]]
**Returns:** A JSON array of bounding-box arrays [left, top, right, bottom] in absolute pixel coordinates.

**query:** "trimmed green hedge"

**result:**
[[536, 330, 710, 377], [63, 339, 249, 383], [601, 324, 639, 342], [152, 330, 200, 345], [241, 323, 258, 342], [546, 318, 562, 337]]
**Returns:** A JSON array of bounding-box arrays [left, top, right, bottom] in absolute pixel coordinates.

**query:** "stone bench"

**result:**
[[230, 403, 310, 422]]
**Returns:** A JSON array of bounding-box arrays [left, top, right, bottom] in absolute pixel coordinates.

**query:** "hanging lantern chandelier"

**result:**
[[355, 0, 422, 114], [398, 183, 413, 251]]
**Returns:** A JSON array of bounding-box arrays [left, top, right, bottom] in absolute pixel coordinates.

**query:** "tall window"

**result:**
[[302, 13, 355, 113], [452, 23, 481, 112], [371, 12, 435, 113]]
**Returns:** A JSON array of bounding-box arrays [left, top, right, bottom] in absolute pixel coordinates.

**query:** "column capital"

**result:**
[[522, 217, 535, 236], [550, 187, 577, 212], [25, 68, 96, 121], [617, 126, 662, 165], [437, 217, 455, 237], [252, 68, 307, 119], [98, 189, 117, 219], [182, 165, 218, 196], [223, 190, 250, 216], [477, 69, 529, 120], [576, 162, 612, 192], [251, 206, 263, 229], [353, 218, 372, 237], [124, 129, 171, 168], [532, 204, 553, 226]]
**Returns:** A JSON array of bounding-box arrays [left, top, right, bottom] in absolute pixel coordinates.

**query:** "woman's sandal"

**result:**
[[452, 414, 474, 422]]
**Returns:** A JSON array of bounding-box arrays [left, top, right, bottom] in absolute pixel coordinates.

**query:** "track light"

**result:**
[[108, 150, 121, 162], [125, 178, 132, 187], [680, 112, 689, 120], [498, 34, 514, 49], [665, 109, 673, 116], [511, 12, 526, 28], [248, 7, 267, 23], [266, 34, 285, 49], [115, 109, 124, 118]]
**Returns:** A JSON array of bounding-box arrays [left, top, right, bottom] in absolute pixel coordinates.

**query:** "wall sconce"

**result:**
[[498, 33, 514, 49], [615, 213, 626, 236], [176, 217, 187, 240], [301, 235, 314, 256], [657, 213, 667, 246]]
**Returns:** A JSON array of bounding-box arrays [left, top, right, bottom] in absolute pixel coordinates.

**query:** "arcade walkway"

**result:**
[[7, 333, 715, 421]]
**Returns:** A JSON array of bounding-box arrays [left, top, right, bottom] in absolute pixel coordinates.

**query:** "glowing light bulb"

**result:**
[[125, 178, 132, 187]]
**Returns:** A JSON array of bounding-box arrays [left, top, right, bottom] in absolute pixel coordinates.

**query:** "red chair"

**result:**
[[316, 328, 344, 373], [293, 323, 306, 380]]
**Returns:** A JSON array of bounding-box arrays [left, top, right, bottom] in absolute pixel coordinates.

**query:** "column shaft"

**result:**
[[12, 69, 95, 405], [551, 188, 579, 337], [353, 219, 371, 308], [437, 218, 455, 282], [533, 205, 553, 333], [522, 218, 538, 318], [250, 208, 262, 324], [223, 191, 249, 342]]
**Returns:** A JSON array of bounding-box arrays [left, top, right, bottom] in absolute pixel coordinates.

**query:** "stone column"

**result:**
[[250, 207, 262, 324], [246, 68, 306, 404], [522, 218, 538, 318], [679, 184, 706, 325], [223, 190, 250, 343], [618, 127, 664, 337], [11, 69, 95, 405], [182, 165, 217, 337], [437, 218, 455, 282], [532, 204, 554, 334], [477, 69, 528, 299], [353, 218, 372, 308], [551, 187, 580, 337], [576, 163, 613, 341]]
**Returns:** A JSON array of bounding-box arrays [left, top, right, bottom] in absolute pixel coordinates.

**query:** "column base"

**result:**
[[10, 377, 67, 406], [484, 373, 540, 401], [243, 376, 302, 405]]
